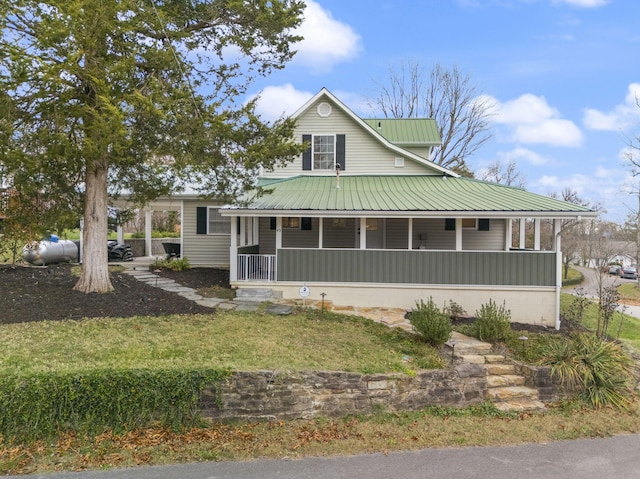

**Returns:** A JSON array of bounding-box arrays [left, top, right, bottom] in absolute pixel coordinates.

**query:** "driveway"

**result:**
[[563, 266, 640, 320]]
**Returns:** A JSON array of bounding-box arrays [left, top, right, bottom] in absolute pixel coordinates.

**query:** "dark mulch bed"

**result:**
[[0, 263, 229, 324]]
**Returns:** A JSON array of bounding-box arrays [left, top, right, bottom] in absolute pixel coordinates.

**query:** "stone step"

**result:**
[[487, 374, 525, 388], [457, 354, 487, 364], [485, 363, 516, 375], [485, 386, 539, 402], [484, 354, 506, 364], [494, 399, 547, 413], [235, 288, 273, 302]]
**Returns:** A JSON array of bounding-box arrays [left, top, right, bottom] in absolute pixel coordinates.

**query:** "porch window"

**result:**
[[208, 207, 231, 234], [462, 218, 477, 230], [313, 135, 335, 170], [282, 217, 300, 229]]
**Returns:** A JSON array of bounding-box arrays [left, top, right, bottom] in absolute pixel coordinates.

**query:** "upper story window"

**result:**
[[313, 135, 335, 170]]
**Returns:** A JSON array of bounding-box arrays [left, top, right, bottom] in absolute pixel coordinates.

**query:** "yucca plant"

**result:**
[[540, 333, 634, 409]]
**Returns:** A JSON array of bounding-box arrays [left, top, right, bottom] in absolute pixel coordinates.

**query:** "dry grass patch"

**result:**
[[3, 401, 640, 475]]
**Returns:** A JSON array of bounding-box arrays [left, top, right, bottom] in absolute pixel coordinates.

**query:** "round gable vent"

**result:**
[[317, 102, 332, 117]]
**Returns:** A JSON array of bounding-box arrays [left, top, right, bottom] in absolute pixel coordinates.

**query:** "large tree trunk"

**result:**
[[74, 163, 113, 293]]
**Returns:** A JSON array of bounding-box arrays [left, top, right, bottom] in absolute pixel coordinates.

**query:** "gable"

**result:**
[[261, 91, 450, 179]]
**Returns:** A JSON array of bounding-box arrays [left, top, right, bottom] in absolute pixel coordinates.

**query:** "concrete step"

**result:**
[[494, 399, 547, 413], [235, 288, 273, 302], [485, 386, 539, 402], [487, 374, 525, 388], [485, 363, 516, 375]]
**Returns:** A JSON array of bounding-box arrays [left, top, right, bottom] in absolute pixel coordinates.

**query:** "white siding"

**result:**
[[262, 97, 441, 178], [182, 200, 231, 267]]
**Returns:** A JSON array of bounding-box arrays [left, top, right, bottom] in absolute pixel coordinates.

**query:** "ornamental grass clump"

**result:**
[[540, 333, 634, 409], [409, 298, 452, 346], [473, 299, 512, 342]]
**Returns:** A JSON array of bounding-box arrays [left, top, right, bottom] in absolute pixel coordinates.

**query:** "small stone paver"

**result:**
[[159, 285, 196, 293], [264, 304, 293, 315], [217, 302, 238, 310]]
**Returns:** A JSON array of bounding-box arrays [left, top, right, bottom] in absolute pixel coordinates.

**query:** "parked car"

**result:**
[[620, 267, 638, 280], [608, 265, 621, 276]]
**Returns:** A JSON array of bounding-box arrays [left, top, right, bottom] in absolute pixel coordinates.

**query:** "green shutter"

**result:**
[[302, 134, 312, 170], [479, 219, 490, 231], [336, 134, 345, 171], [196, 207, 207, 234], [445, 218, 455, 231], [301, 217, 312, 230]]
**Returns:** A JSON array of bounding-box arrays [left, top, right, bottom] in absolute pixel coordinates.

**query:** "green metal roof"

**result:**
[[363, 119, 441, 145], [238, 176, 597, 217]]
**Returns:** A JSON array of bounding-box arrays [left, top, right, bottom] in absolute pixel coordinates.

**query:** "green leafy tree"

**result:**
[[0, 0, 305, 292]]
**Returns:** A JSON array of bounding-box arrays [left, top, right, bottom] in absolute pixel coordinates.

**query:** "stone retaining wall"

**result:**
[[124, 238, 177, 257], [199, 364, 488, 422]]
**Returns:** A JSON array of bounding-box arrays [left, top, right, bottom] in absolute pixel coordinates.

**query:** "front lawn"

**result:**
[[0, 310, 443, 376]]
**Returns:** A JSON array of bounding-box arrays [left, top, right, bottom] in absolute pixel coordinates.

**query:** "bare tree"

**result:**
[[479, 159, 527, 188], [369, 60, 494, 175]]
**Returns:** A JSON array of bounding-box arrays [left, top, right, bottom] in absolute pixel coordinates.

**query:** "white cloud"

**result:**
[[490, 94, 583, 147], [583, 83, 640, 131], [250, 84, 314, 122], [496, 147, 550, 166], [292, 1, 362, 74]]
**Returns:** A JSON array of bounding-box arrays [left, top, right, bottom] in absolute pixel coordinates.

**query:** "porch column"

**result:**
[[505, 219, 512, 251], [252, 217, 259, 244], [554, 219, 562, 330], [116, 224, 124, 245], [519, 218, 526, 249], [534, 218, 541, 250], [408, 218, 413, 250], [359, 217, 367, 249], [239, 217, 246, 247], [276, 217, 282, 250], [144, 209, 152, 257], [318, 217, 324, 248], [229, 215, 238, 282], [455, 218, 462, 251]]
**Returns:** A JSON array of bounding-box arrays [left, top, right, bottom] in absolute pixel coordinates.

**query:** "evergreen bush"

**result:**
[[409, 298, 452, 346], [473, 299, 512, 342]]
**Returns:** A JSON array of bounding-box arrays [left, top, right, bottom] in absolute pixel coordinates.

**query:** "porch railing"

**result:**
[[237, 254, 276, 282]]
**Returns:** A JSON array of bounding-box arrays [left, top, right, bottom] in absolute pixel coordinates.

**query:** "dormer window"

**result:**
[[313, 135, 335, 170]]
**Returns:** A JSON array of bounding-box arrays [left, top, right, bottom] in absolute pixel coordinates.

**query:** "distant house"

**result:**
[[124, 88, 598, 328]]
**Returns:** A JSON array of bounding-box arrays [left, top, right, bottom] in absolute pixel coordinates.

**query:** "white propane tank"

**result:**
[[23, 239, 79, 266]]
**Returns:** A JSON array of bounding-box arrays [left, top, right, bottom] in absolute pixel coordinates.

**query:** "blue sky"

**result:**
[[246, 0, 640, 223]]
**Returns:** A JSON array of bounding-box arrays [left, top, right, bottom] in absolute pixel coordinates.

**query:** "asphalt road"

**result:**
[[10, 434, 640, 479]]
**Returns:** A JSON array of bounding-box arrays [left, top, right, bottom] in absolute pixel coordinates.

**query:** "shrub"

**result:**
[[540, 333, 634, 409], [443, 300, 467, 319], [0, 368, 229, 443], [473, 299, 512, 342], [153, 256, 191, 271], [409, 298, 452, 346]]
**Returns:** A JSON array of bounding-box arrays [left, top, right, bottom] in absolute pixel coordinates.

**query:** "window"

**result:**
[[208, 208, 230, 234], [282, 217, 300, 229], [462, 218, 477, 230], [313, 135, 335, 170]]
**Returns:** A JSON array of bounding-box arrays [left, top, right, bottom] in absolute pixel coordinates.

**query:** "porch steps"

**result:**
[[235, 288, 281, 302], [446, 336, 546, 413]]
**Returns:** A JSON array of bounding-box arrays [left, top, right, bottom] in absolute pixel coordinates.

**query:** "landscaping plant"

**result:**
[[540, 333, 634, 409], [473, 299, 512, 342], [409, 298, 452, 346]]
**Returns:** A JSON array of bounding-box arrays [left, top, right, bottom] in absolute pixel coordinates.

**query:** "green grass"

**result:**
[[560, 292, 640, 350], [618, 283, 640, 302], [562, 266, 584, 287], [0, 310, 442, 375]]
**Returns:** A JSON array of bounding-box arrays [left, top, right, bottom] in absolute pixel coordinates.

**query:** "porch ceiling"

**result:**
[[225, 175, 598, 218]]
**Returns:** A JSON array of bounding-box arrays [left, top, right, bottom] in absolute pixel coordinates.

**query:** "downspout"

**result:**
[[554, 217, 580, 330]]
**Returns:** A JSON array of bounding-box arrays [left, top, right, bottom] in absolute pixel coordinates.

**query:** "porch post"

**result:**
[[116, 224, 124, 245], [144, 209, 152, 257], [253, 217, 259, 244], [360, 217, 367, 249], [455, 218, 462, 251], [534, 218, 541, 250], [554, 219, 562, 330], [519, 218, 526, 249], [276, 217, 282, 250], [239, 217, 246, 247], [505, 219, 512, 251], [408, 218, 413, 250], [229, 215, 238, 282], [318, 217, 324, 248]]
